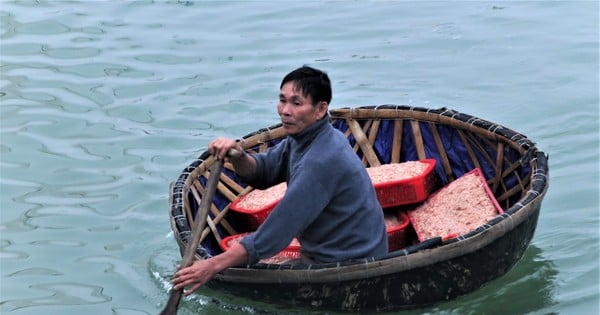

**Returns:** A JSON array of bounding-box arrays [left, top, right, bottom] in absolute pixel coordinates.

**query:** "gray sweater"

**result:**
[[239, 117, 388, 264]]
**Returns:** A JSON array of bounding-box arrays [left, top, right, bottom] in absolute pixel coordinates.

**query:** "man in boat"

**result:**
[[172, 65, 388, 295]]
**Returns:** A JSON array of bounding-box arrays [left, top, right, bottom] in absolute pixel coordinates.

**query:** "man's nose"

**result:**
[[279, 103, 291, 115]]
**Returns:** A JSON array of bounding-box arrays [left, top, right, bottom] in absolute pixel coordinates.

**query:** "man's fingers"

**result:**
[[184, 283, 202, 296]]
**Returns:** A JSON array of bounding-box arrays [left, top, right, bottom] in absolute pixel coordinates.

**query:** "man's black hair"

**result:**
[[280, 66, 332, 105]]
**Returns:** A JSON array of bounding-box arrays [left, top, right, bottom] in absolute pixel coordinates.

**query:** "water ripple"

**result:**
[[7, 267, 63, 277], [0, 282, 111, 312]]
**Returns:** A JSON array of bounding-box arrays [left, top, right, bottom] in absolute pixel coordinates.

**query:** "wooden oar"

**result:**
[[160, 158, 224, 315]]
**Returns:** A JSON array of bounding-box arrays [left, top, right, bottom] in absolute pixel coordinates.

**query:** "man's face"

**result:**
[[277, 81, 328, 135]]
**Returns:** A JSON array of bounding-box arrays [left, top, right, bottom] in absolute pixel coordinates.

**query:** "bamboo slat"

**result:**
[[192, 180, 237, 236], [367, 119, 381, 163], [349, 119, 371, 162], [465, 132, 497, 170], [218, 168, 246, 196], [410, 120, 427, 160], [190, 185, 223, 243], [391, 120, 403, 163], [184, 170, 210, 224], [496, 175, 530, 206], [457, 129, 482, 173], [429, 122, 453, 181], [259, 142, 269, 153], [347, 119, 381, 167], [491, 142, 505, 193]]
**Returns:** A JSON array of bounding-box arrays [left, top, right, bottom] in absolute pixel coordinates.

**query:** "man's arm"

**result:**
[[228, 149, 257, 178]]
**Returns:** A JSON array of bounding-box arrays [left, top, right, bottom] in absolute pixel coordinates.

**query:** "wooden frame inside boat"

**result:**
[[168, 105, 549, 311]]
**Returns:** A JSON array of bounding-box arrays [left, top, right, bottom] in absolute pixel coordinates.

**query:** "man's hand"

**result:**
[[171, 242, 249, 296], [208, 137, 240, 160], [208, 137, 256, 178], [172, 259, 217, 296]]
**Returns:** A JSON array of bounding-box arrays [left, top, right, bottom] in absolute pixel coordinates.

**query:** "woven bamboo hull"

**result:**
[[168, 105, 549, 312], [206, 203, 541, 311]]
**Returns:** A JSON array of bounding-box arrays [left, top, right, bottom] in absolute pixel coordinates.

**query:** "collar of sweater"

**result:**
[[289, 116, 329, 148]]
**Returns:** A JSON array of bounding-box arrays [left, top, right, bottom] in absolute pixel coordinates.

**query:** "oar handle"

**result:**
[[180, 161, 223, 265], [227, 148, 242, 159], [160, 159, 224, 315]]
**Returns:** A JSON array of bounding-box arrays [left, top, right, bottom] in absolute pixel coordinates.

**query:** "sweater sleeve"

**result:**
[[239, 160, 331, 264]]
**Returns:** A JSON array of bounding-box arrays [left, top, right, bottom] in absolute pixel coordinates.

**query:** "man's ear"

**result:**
[[317, 101, 329, 120]]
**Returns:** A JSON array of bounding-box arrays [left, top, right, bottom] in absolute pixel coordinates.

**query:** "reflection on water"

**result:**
[[1, 1, 598, 314], [432, 245, 559, 315]]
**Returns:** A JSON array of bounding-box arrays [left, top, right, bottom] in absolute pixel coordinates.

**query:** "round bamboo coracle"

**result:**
[[167, 105, 549, 311], [170, 105, 545, 253]]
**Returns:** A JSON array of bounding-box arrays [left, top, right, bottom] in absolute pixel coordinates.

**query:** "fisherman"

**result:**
[[172, 66, 388, 295]]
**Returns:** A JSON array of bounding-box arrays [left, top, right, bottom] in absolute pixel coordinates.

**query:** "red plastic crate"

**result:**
[[220, 233, 301, 259], [386, 211, 411, 251], [229, 201, 276, 230], [371, 159, 438, 208], [229, 183, 286, 230], [407, 168, 504, 242]]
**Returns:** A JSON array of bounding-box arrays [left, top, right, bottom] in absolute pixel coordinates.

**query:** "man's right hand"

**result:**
[[208, 137, 256, 178], [208, 137, 241, 160]]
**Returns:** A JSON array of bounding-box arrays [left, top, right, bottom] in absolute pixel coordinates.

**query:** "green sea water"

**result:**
[[1, 1, 598, 314]]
